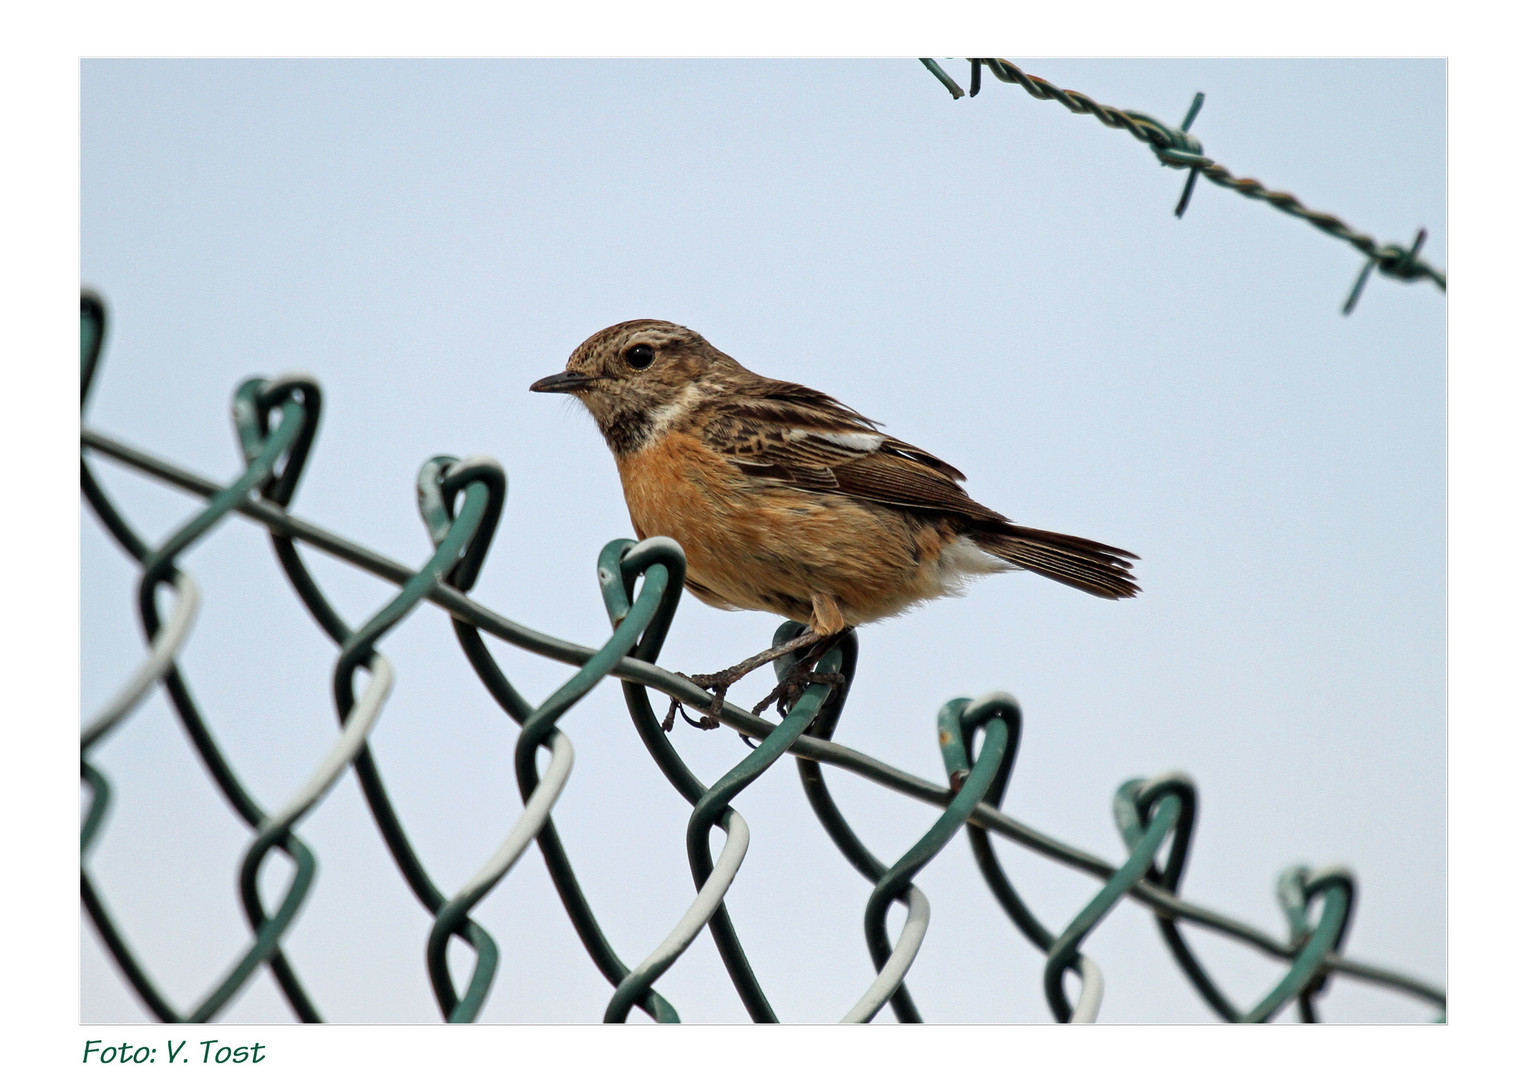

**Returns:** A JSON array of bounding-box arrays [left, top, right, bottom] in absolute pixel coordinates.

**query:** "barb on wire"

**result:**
[[919, 58, 1445, 314]]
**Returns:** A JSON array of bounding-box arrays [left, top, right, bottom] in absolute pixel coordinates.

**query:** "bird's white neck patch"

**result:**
[[646, 384, 703, 440]]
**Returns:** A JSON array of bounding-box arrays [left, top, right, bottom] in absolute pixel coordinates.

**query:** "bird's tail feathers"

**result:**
[[973, 525, 1139, 599]]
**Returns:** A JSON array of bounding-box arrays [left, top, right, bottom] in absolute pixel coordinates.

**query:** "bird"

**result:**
[[531, 319, 1137, 722]]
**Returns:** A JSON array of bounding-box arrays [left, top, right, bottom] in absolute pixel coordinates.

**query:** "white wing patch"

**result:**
[[793, 429, 885, 453]]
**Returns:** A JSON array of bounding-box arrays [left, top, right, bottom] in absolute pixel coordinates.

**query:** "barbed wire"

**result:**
[[79, 294, 1445, 1022], [919, 58, 1445, 315]]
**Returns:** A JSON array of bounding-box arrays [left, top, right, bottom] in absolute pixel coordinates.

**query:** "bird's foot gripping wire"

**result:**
[[750, 661, 845, 721], [663, 630, 844, 731]]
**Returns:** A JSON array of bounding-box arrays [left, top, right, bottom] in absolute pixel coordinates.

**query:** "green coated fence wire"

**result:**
[[79, 294, 1445, 1023], [919, 58, 1446, 315]]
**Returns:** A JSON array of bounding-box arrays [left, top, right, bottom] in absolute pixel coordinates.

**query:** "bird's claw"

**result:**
[[753, 667, 845, 720], [665, 672, 728, 731]]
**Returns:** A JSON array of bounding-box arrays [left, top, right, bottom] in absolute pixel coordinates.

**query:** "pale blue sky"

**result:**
[[80, 58, 1444, 1024]]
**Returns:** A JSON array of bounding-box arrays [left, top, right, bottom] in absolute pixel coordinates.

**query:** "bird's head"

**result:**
[[530, 319, 739, 454]]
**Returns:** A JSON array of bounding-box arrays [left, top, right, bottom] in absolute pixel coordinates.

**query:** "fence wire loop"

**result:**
[[395, 455, 519, 1019], [165, 378, 324, 1021], [80, 294, 1444, 1023], [937, 690, 1021, 805], [1272, 864, 1358, 1020], [645, 616, 849, 1022], [233, 375, 323, 509], [507, 537, 693, 1022], [1110, 773, 1244, 1021], [417, 455, 507, 592], [1114, 773, 1197, 889], [1244, 865, 1356, 1022]]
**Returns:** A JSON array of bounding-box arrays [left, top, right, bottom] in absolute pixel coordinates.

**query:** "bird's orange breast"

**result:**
[[614, 431, 787, 592], [613, 430, 960, 632]]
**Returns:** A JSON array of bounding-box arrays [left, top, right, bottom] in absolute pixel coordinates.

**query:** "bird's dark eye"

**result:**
[[624, 344, 655, 370]]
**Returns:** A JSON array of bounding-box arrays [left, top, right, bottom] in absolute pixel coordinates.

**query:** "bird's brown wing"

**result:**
[[699, 381, 1140, 599], [698, 382, 1003, 521]]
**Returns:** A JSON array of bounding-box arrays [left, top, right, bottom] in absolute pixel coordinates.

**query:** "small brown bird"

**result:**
[[531, 319, 1137, 665]]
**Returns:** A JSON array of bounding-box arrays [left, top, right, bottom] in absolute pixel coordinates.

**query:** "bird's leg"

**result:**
[[665, 629, 828, 731]]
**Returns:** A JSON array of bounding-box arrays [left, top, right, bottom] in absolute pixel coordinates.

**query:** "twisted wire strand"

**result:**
[[82, 572, 199, 750], [937, 693, 1103, 1021], [839, 887, 931, 1023], [418, 455, 668, 1020], [422, 471, 684, 1023], [507, 539, 700, 1022], [605, 810, 750, 1024], [80, 438, 325, 1021], [1039, 779, 1182, 1021], [852, 694, 1021, 1022], [785, 629, 919, 1020]]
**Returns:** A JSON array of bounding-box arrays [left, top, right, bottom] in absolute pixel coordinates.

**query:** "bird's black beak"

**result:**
[[529, 371, 596, 394]]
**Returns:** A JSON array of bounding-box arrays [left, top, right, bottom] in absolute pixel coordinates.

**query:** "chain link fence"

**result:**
[[80, 292, 1445, 1023]]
